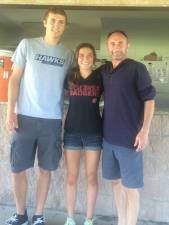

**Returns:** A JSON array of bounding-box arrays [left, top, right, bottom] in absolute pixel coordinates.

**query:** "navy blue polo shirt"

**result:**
[[98, 58, 156, 148]]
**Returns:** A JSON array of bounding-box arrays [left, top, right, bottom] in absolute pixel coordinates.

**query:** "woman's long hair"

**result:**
[[69, 43, 96, 85]]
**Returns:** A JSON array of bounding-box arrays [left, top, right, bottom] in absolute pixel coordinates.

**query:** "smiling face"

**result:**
[[43, 12, 66, 40], [107, 32, 129, 62], [77, 47, 94, 70]]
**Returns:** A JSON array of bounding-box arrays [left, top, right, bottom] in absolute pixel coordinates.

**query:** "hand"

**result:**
[[6, 112, 18, 131], [134, 129, 149, 152]]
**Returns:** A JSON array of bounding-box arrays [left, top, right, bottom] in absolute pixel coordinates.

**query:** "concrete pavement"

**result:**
[[0, 205, 169, 225]]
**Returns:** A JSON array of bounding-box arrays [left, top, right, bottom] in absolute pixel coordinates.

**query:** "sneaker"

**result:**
[[6, 212, 28, 225], [84, 218, 95, 225], [64, 217, 76, 225], [32, 215, 45, 225]]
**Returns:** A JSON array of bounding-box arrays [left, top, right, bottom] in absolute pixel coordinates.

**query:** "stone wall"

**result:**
[[0, 103, 169, 222]]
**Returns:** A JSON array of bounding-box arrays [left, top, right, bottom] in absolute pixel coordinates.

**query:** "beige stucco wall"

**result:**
[[1, 0, 169, 7]]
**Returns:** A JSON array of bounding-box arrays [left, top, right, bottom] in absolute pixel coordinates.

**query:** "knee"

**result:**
[[12, 170, 26, 179], [86, 173, 98, 186], [112, 179, 121, 188], [67, 174, 78, 186], [39, 168, 51, 177], [123, 187, 139, 198]]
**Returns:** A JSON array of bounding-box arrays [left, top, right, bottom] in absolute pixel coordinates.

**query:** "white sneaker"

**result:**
[[64, 217, 76, 225], [84, 218, 94, 225]]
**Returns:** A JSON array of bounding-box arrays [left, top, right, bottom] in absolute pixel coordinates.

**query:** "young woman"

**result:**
[[64, 43, 103, 225]]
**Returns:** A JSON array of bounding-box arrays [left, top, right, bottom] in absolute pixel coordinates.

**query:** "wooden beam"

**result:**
[[1, 0, 169, 7]]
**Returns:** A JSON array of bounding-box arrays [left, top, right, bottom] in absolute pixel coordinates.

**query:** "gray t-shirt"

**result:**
[[12, 37, 74, 119]]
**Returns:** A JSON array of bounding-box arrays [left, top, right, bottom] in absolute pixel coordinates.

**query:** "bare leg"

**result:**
[[112, 180, 126, 225], [12, 171, 27, 214], [34, 168, 51, 215], [113, 180, 140, 225], [64, 150, 81, 217], [124, 187, 140, 225], [84, 150, 100, 219]]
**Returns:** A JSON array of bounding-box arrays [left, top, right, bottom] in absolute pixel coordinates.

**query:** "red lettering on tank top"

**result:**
[[70, 85, 100, 97]]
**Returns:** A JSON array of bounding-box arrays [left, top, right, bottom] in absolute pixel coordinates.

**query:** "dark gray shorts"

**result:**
[[102, 139, 143, 188], [10, 114, 62, 173]]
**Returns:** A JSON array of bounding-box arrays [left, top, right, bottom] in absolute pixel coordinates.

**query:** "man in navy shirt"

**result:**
[[99, 31, 155, 225]]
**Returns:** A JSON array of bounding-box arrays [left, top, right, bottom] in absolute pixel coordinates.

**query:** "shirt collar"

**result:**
[[108, 58, 130, 74]]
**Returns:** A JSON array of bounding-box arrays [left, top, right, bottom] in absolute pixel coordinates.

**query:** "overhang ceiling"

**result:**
[[0, 7, 169, 32]]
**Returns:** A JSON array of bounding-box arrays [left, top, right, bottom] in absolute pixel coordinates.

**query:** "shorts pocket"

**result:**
[[56, 122, 62, 161], [10, 141, 16, 167]]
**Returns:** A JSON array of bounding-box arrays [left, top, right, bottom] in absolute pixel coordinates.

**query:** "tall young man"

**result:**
[[6, 7, 73, 225], [99, 30, 155, 225]]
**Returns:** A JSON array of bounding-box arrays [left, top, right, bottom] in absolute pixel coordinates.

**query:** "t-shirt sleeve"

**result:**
[[67, 50, 75, 75], [64, 51, 75, 91], [95, 65, 104, 91], [136, 63, 156, 101], [95, 69, 104, 94], [11, 39, 27, 69], [64, 69, 74, 90], [100, 70, 104, 94], [64, 73, 69, 90]]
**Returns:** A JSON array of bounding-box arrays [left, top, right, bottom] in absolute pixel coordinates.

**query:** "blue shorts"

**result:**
[[102, 139, 143, 188], [10, 114, 62, 173], [64, 133, 102, 151]]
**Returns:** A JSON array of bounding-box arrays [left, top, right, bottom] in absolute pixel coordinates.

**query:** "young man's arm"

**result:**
[[134, 99, 155, 151], [6, 65, 23, 131]]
